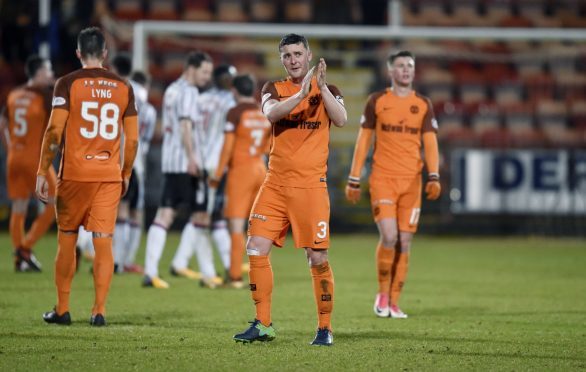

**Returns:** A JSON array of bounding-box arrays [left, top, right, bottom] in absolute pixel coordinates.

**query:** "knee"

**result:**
[[306, 249, 328, 266], [380, 232, 398, 248], [246, 237, 271, 256], [398, 236, 412, 253], [92, 232, 113, 239]]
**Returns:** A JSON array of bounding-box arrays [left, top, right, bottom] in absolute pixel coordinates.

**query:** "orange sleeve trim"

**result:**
[[37, 108, 68, 176], [213, 132, 236, 180], [423, 131, 439, 175], [122, 115, 139, 179], [349, 127, 374, 179]]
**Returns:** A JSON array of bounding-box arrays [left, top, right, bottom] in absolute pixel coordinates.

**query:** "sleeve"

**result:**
[[260, 81, 278, 112], [224, 107, 240, 133], [123, 83, 138, 118], [42, 88, 53, 115], [421, 97, 438, 133], [142, 103, 157, 144], [178, 86, 198, 122], [327, 84, 344, 105], [51, 77, 70, 111], [360, 93, 378, 129]]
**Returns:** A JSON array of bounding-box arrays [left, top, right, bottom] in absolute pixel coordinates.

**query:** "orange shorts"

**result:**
[[248, 182, 330, 249], [369, 174, 422, 233], [7, 157, 56, 200], [55, 180, 122, 234], [224, 163, 266, 219]]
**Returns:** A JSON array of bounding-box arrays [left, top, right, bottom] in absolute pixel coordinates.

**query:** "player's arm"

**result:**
[[141, 105, 157, 156], [36, 108, 68, 203], [180, 118, 198, 176], [422, 99, 441, 201], [262, 67, 315, 123], [209, 132, 235, 188], [0, 107, 9, 149], [316, 58, 347, 127], [121, 115, 139, 196], [345, 93, 378, 204], [345, 128, 374, 204]]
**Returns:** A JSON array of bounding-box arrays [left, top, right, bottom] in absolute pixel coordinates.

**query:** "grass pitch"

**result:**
[[0, 232, 584, 371]]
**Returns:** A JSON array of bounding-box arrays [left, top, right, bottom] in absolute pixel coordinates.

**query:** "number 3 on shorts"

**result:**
[[316, 221, 328, 239]]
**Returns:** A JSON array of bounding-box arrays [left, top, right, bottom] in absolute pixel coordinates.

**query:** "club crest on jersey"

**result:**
[[410, 105, 419, 114], [308, 95, 320, 106], [52, 97, 66, 106]]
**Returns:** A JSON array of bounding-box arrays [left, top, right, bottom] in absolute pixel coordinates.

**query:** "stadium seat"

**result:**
[[216, 0, 248, 22], [284, 0, 313, 23], [147, 0, 179, 20], [111, 0, 145, 20], [535, 99, 576, 147], [182, 0, 213, 21], [249, 0, 277, 22]]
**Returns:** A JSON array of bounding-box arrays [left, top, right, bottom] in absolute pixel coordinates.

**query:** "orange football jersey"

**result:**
[[51, 68, 137, 182], [361, 88, 437, 177], [225, 102, 271, 168], [261, 77, 342, 188], [3, 85, 52, 167]]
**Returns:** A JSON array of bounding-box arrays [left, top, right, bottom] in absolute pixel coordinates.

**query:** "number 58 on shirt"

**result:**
[[80, 101, 120, 140]]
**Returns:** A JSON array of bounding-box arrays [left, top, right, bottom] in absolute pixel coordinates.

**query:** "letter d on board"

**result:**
[[493, 155, 523, 190]]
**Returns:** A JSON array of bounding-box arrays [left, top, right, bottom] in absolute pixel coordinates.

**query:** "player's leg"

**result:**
[[210, 178, 231, 275], [289, 187, 334, 345], [143, 174, 184, 288], [143, 207, 174, 288], [42, 228, 77, 325], [77, 225, 95, 261], [388, 177, 421, 319], [86, 181, 124, 325], [123, 208, 144, 273], [370, 176, 400, 317], [10, 198, 29, 271], [373, 218, 398, 317], [234, 183, 286, 343], [21, 167, 57, 256], [112, 200, 130, 273], [233, 235, 275, 342], [124, 170, 145, 273], [188, 211, 219, 287], [227, 218, 246, 287], [225, 169, 260, 285], [306, 248, 334, 346], [43, 180, 93, 325]]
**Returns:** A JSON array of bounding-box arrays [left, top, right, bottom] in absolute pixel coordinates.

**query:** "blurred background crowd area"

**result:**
[[0, 0, 585, 236]]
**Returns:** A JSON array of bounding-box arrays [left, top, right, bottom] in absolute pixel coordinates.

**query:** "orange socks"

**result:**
[[92, 237, 114, 316], [229, 232, 245, 281], [310, 261, 334, 330], [248, 255, 273, 326], [390, 252, 410, 306], [22, 205, 55, 249], [9, 212, 25, 249], [376, 242, 395, 294], [55, 231, 78, 315]]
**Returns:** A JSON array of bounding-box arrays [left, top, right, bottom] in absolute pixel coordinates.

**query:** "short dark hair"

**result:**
[[130, 71, 150, 86], [278, 33, 309, 52], [388, 50, 415, 65], [233, 74, 255, 97], [111, 53, 132, 77], [77, 27, 106, 59], [185, 51, 212, 69], [213, 64, 236, 89], [25, 55, 45, 79]]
